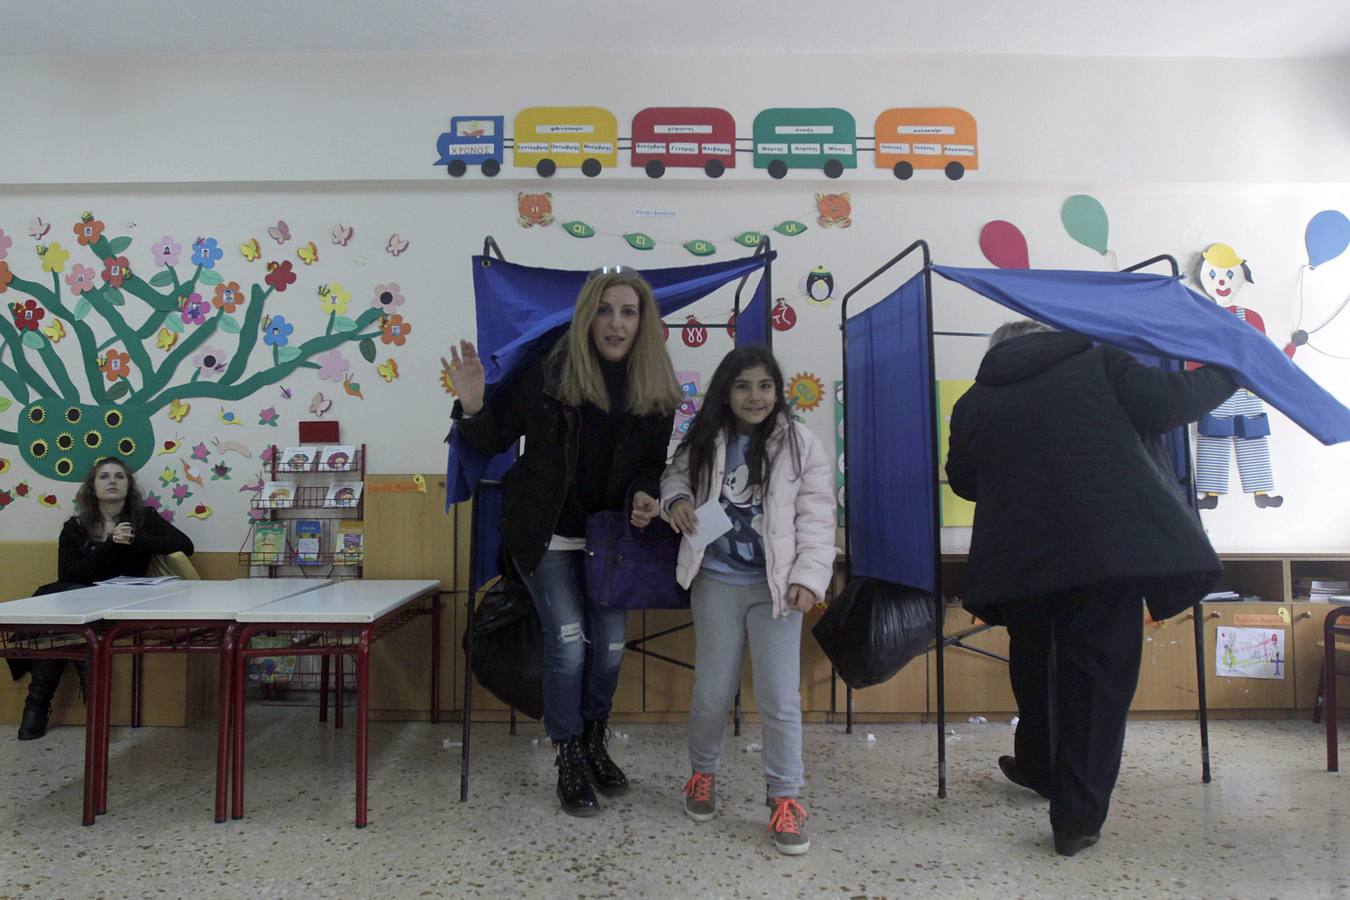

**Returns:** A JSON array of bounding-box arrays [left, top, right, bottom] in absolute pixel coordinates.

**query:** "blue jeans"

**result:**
[[516, 550, 628, 741]]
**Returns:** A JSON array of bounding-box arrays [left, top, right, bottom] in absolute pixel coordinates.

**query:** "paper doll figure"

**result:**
[[1192, 243, 1283, 509]]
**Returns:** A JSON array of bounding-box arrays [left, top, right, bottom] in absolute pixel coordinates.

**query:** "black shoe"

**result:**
[[554, 737, 601, 817], [1053, 831, 1101, 857], [17, 699, 51, 741], [1196, 494, 1219, 509], [1254, 493, 1283, 509], [998, 755, 1051, 799], [581, 718, 629, 796]]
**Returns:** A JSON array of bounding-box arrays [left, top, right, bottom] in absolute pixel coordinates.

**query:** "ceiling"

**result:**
[[3, 0, 1349, 59]]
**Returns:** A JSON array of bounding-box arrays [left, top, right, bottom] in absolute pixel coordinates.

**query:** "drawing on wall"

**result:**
[[0, 215, 402, 482], [979, 220, 1030, 269], [1287, 209, 1350, 359], [937, 379, 976, 527], [1191, 242, 1283, 509], [631, 107, 736, 179], [805, 266, 835, 306], [516, 193, 555, 228], [673, 370, 702, 439], [1215, 626, 1285, 679], [874, 107, 978, 180], [1061, 194, 1111, 257], [815, 194, 852, 228], [514, 106, 619, 178]]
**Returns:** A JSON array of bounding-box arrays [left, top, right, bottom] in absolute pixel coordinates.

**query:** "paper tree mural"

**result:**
[[0, 214, 393, 481]]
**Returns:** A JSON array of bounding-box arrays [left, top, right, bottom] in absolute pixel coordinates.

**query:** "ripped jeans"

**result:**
[[516, 550, 629, 741]]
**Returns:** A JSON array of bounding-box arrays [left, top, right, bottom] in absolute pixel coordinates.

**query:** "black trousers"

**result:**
[[1002, 581, 1144, 837]]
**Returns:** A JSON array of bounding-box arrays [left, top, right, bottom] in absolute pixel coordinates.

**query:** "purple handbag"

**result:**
[[584, 509, 690, 610]]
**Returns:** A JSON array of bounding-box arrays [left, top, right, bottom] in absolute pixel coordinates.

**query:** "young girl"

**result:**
[[660, 345, 836, 855]]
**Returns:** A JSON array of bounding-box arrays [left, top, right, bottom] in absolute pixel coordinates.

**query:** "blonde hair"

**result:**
[[552, 271, 682, 415]]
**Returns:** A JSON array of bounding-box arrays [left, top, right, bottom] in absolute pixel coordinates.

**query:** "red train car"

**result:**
[[630, 107, 737, 179]]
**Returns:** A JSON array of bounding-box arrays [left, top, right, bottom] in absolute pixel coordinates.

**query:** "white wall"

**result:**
[[1, 51, 1348, 553]]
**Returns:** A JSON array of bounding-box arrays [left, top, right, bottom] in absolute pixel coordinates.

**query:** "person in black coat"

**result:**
[[945, 321, 1236, 857], [446, 267, 681, 816], [11, 456, 194, 740]]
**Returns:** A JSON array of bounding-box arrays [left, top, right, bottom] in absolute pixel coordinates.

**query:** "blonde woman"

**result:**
[[447, 267, 681, 816]]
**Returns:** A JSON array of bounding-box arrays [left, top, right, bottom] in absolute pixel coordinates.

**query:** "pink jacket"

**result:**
[[660, 413, 838, 618]]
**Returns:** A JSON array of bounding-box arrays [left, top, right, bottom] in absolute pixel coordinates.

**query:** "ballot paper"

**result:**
[[682, 497, 733, 553], [95, 575, 181, 586]]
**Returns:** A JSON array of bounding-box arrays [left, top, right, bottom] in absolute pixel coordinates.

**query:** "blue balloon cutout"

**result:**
[[1305, 210, 1350, 268]]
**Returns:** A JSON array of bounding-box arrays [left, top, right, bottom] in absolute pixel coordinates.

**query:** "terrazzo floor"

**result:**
[[0, 709, 1345, 898]]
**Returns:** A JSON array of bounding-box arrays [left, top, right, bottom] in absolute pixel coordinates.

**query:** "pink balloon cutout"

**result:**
[[979, 220, 1030, 269]]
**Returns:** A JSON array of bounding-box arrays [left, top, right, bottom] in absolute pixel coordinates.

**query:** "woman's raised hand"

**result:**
[[443, 340, 486, 415], [110, 522, 135, 545]]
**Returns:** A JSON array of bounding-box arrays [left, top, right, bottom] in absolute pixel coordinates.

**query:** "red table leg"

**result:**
[[232, 626, 252, 819], [335, 652, 344, 730], [215, 626, 235, 823], [355, 629, 371, 827], [131, 634, 144, 728], [319, 653, 330, 723], [97, 625, 117, 815], [81, 628, 101, 826]]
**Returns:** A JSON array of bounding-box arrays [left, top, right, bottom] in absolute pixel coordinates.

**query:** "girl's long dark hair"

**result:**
[[674, 344, 802, 497], [73, 457, 144, 535]]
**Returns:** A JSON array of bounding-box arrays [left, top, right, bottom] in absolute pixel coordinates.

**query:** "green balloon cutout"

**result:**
[[1061, 195, 1109, 255]]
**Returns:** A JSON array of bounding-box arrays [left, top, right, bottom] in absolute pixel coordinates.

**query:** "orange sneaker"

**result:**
[[768, 797, 810, 855], [683, 772, 716, 822]]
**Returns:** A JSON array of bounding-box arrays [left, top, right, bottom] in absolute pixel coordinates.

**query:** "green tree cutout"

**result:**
[[0, 215, 388, 481]]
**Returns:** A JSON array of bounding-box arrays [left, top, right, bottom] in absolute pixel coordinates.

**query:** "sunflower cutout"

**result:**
[[786, 372, 825, 413]]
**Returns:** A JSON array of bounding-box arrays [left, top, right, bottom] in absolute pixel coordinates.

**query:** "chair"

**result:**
[[1315, 606, 1350, 771]]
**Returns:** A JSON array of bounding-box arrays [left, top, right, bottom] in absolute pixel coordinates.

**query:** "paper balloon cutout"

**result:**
[[1305, 210, 1350, 268], [979, 221, 1029, 269], [1061, 195, 1109, 255]]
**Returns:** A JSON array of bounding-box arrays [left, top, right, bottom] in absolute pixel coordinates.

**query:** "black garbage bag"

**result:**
[[462, 575, 544, 720], [812, 576, 936, 690]]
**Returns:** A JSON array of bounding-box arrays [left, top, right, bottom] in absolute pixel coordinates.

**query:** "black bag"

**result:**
[[812, 576, 936, 690], [461, 575, 544, 720]]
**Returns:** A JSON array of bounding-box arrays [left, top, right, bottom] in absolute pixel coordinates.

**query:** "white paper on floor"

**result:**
[[744, 742, 763, 753]]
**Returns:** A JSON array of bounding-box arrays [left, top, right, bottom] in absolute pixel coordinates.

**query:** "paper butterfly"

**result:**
[[376, 359, 399, 382], [267, 220, 291, 245], [28, 217, 50, 239], [386, 234, 410, 256], [239, 238, 261, 261], [309, 393, 333, 417], [279, 385, 293, 400], [331, 224, 354, 246], [296, 241, 318, 265], [167, 399, 191, 422], [41, 320, 65, 343]]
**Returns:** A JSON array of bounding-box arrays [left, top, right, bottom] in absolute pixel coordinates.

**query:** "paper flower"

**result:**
[[265, 259, 297, 292], [151, 236, 182, 268], [210, 461, 231, 480], [262, 315, 293, 346], [258, 406, 279, 427], [40, 241, 71, 274], [314, 347, 351, 383], [212, 281, 243, 313], [143, 492, 163, 511], [0, 228, 12, 260], [379, 313, 411, 347], [318, 282, 350, 315], [11, 299, 45, 331], [171, 483, 192, 504], [193, 345, 226, 377], [64, 263, 97, 295], [100, 349, 131, 381], [159, 466, 178, 486], [102, 255, 131, 287], [0, 262, 10, 293], [73, 216, 105, 246], [181, 292, 210, 326], [371, 282, 404, 311], [191, 237, 223, 269], [190, 441, 210, 462]]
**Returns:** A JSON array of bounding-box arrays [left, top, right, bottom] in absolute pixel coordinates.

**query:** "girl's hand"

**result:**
[[111, 522, 135, 545], [444, 340, 486, 415], [630, 491, 660, 528], [786, 584, 819, 613], [668, 498, 699, 535]]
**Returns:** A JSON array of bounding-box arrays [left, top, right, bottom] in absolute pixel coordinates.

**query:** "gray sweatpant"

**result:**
[[688, 574, 805, 797]]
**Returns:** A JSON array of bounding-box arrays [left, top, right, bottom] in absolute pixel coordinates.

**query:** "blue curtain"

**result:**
[[933, 266, 1350, 446], [735, 276, 769, 348], [845, 272, 936, 592]]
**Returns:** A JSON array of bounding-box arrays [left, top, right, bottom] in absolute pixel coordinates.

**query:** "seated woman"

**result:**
[[9, 456, 193, 741]]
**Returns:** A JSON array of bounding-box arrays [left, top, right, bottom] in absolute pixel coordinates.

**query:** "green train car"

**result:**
[[752, 107, 857, 179]]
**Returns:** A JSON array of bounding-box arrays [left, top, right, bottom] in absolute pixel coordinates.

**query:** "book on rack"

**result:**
[[251, 521, 288, 565], [318, 445, 357, 472], [278, 446, 316, 473], [323, 481, 364, 509], [259, 481, 296, 508], [292, 519, 325, 565], [337, 520, 365, 565]]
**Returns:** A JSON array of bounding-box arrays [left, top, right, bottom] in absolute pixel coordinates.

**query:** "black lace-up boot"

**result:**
[[581, 717, 630, 796], [554, 737, 601, 816], [18, 659, 64, 741]]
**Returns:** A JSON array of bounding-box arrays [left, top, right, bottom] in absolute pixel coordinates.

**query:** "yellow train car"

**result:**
[[874, 107, 978, 180], [513, 106, 619, 177]]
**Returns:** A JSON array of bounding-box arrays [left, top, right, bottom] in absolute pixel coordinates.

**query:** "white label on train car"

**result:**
[[582, 142, 614, 154], [655, 124, 713, 134], [912, 143, 942, 155], [899, 125, 955, 135], [443, 144, 486, 156], [702, 142, 733, 155], [879, 142, 911, 154], [776, 125, 833, 135], [758, 142, 789, 154], [636, 142, 666, 154], [669, 142, 699, 155], [944, 144, 976, 157], [516, 142, 550, 153], [540, 124, 595, 134], [552, 142, 582, 154], [823, 143, 853, 155], [790, 143, 821, 155]]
